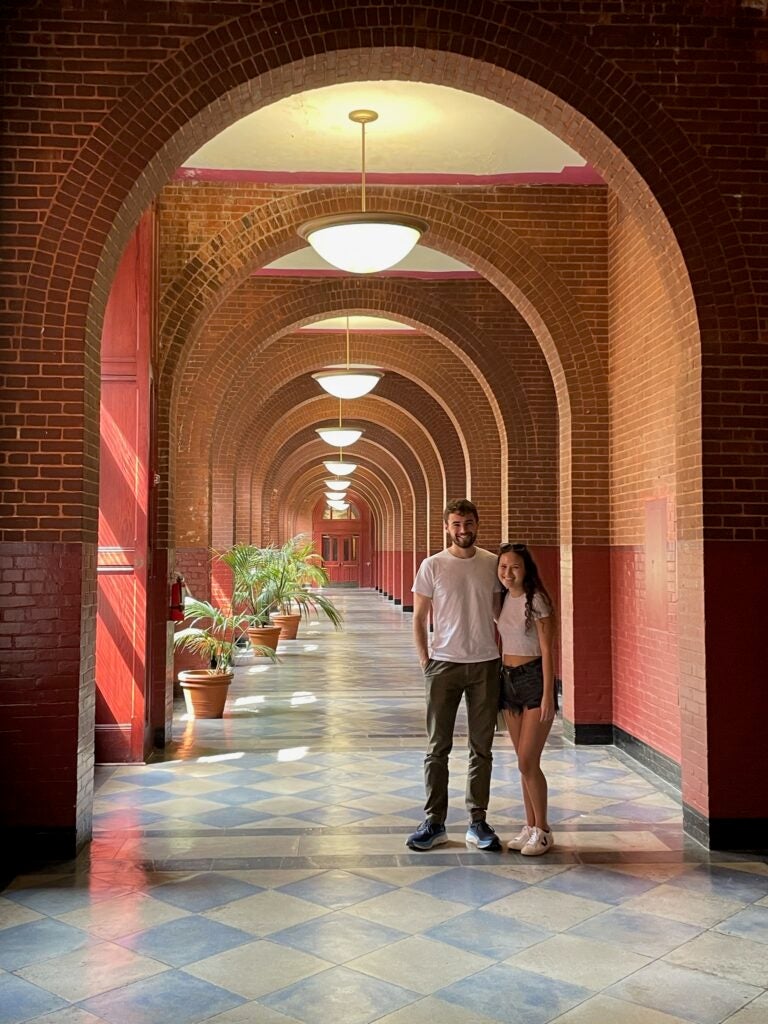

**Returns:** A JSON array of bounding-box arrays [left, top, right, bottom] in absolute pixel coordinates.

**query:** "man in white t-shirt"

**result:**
[[406, 499, 502, 851]]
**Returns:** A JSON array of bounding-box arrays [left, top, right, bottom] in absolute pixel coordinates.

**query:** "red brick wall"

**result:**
[[607, 197, 700, 764], [157, 184, 602, 556], [2, 1, 767, 848]]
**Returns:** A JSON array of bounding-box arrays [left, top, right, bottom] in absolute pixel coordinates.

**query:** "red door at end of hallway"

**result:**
[[322, 533, 359, 585]]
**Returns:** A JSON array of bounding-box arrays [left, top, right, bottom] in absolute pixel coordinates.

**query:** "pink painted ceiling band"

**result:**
[[174, 165, 605, 186]]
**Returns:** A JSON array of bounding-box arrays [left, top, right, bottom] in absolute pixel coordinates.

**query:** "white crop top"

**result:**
[[496, 591, 551, 657]]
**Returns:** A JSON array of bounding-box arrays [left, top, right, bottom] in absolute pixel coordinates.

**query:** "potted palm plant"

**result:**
[[221, 536, 343, 645], [219, 543, 283, 654], [173, 596, 278, 717]]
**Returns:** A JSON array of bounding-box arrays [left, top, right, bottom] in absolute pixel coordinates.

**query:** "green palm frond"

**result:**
[[173, 596, 278, 668], [219, 536, 342, 629]]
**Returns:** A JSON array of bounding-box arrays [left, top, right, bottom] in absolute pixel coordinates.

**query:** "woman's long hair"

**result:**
[[497, 543, 554, 632]]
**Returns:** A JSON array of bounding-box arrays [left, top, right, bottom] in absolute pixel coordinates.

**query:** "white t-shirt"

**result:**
[[496, 591, 551, 657], [412, 547, 500, 663]]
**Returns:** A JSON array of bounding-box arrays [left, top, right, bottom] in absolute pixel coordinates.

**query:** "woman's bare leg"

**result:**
[[514, 708, 553, 831], [504, 710, 534, 826]]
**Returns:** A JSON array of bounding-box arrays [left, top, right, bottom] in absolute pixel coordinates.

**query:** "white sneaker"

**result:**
[[521, 827, 553, 856], [506, 825, 533, 851]]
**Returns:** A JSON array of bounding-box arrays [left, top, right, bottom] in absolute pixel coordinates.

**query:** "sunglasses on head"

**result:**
[[499, 542, 527, 553]]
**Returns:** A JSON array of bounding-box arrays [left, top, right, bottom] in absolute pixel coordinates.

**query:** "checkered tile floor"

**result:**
[[2, 590, 767, 1023]]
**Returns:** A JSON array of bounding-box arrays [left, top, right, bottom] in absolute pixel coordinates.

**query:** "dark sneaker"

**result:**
[[465, 820, 502, 851], [406, 821, 448, 850]]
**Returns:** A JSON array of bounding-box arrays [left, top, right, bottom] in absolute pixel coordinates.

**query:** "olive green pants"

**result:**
[[422, 657, 501, 824]]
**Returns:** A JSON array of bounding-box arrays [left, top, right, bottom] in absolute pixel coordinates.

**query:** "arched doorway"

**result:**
[[7, 3, 765, 856]]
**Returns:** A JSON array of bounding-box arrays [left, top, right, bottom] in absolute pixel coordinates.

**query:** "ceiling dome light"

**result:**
[[313, 369, 383, 400], [299, 213, 426, 275], [324, 490, 347, 501], [324, 478, 349, 491], [297, 110, 427, 274], [315, 426, 362, 448], [312, 315, 384, 399], [324, 460, 357, 476]]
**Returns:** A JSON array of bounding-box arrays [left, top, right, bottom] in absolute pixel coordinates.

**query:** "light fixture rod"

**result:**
[[349, 109, 378, 216], [346, 315, 350, 369], [361, 119, 366, 212]]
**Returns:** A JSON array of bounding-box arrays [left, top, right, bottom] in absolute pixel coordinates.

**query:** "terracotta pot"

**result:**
[[178, 669, 234, 719], [271, 612, 301, 640], [246, 625, 281, 654]]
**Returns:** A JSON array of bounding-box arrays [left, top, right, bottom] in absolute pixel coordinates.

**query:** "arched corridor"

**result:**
[[2, 0, 767, 940], [2, 591, 767, 1022]]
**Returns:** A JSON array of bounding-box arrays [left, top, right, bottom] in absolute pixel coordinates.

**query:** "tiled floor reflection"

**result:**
[[2, 590, 767, 1023]]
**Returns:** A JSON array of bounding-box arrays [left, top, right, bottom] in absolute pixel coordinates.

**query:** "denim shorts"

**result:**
[[499, 658, 558, 715]]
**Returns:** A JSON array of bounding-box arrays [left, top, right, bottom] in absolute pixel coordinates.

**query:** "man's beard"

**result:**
[[452, 532, 476, 548]]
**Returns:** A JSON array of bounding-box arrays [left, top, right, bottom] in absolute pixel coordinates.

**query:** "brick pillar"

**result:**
[[0, 543, 96, 861]]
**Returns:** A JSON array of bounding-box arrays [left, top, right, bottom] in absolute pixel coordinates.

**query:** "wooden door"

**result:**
[[95, 213, 154, 763], [321, 532, 360, 584]]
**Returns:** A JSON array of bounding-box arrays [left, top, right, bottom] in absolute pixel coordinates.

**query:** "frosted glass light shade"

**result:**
[[298, 213, 428, 274], [327, 499, 350, 511], [324, 490, 348, 501], [313, 369, 383, 399], [315, 426, 363, 448], [324, 460, 357, 476], [324, 479, 349, 491]]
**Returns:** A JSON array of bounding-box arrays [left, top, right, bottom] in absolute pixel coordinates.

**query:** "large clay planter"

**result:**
[[247, 625, 281, 654], [271, 612, 301, 640], [178, 669, 234, 719]]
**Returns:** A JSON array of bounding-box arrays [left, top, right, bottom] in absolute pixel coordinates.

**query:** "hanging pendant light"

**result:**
[[316, 426, 362, 448], [313, 315, 383, 399], [327, 499, 350, 512], [324, 459, 357, 476], [324, 490, 347, 501], [324, 479, 349, 491], [315, 399, 363, 449], [298, 110, 428, 274]]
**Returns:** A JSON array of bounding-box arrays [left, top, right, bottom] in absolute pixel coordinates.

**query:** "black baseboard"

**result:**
[[564, 720, 613, 744], [683, 805, 768, 853], [402, 604, 413, 612], [565, 721, 681, 788], [613, 725, 681, 788], [394, 598, 401, 605]]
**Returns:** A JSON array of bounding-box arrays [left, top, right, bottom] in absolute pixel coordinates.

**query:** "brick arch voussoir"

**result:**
[[28, 5, 741, 552], [270, 441, 412, 547], [290, 462, 393, 542], [201, 318, 501, 471], [203, 381, 440, 537], [212, 398, 428, 549], [265, 434, 430, 557], [45, 4, 740, 399], [287, 466, 402, 542], [163, 188, 594, 430], [219, 377, 453, 554], [223, 390, 454, 547], [171, 255, 544, 485], [257, 413, 426, 523], [211, 353, 481, 483], [258, 444, 395, 542], [176, 278, 522, 540]]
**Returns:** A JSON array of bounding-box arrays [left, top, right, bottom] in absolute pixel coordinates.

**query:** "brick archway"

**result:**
[[174, 279, 550, 553], [9, 2, 766, 852]]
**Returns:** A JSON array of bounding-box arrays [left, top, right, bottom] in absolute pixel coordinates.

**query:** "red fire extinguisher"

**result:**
[[169, 574, 187, 621]]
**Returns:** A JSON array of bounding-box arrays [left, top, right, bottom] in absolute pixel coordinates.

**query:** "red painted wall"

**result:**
[[95, 211, 155, 763]]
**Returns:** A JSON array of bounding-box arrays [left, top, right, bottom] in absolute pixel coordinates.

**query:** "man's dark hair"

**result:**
[[443, 499, 478, 523]]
